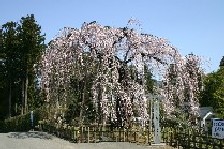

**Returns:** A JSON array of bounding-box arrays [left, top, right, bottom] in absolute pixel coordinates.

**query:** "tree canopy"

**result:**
[[200, 66, 224, 118], [0, 14, 45, 119]]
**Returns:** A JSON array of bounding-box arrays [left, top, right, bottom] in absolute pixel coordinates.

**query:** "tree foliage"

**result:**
[[200, 66, 224, 117], [17, 14, 46, 113], [0, 14, 45, 119], [1, 22, 20, 118]]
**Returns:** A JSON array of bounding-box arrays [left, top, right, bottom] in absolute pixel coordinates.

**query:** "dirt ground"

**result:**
[[0, 132, 176, 149]]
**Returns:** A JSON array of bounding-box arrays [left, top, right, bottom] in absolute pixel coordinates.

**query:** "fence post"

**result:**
[[116, 127, 118, 142], [123, 128, 125, 142], [74, 128, 77, 142], [212, 139, 215, 149], [119, 128, 121, 142], [170, 130, 173, 146], [81, 126, 83, 143], [199, 135, 202, 149], [127, 128, 129, 142], [72, 127, 74, 141], [219, 139, 223, 149], [77, 129, 79, 143], [88, 127, 89, 143], [193, 136, 196, 149], [187, 129, 190, 149], [101, 126, 103, 140], [205, 133, 208, 149], [173, 127, 176, 146], [176, 127, 179, 149], [137, 130, 139, 144], [94, 127, 97, 143], [182, 129, 186, 148]]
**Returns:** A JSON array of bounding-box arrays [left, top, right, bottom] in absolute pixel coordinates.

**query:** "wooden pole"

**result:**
[[81, 126, 83, 143], [88, 127, 89, 143], [116, 127, 117, 142], [124, 128, 125, 142], [94, 127, 96, 143]]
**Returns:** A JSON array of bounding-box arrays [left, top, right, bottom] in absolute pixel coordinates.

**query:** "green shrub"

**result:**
[[4, 108, 47, 132], [0, 120, 6, 132]]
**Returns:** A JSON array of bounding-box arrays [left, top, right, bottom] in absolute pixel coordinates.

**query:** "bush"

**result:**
[[0, 120, 6, 132]]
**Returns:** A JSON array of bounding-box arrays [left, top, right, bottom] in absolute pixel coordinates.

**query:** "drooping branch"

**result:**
[[40, 20, 205, 127]]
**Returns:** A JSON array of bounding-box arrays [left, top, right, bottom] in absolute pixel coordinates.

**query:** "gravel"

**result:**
[[0, 132, 175, 149]]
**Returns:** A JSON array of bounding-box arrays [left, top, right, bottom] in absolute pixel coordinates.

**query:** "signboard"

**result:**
[[212, 119, 224, 139]]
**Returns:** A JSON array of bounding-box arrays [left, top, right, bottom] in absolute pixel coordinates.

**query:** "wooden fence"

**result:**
[[39, 123, 224, 148], [161, 127, 224, 149], [39, 123, 153, 144]]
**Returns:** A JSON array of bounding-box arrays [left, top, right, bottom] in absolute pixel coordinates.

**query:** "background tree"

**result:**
[[200, 61, 224, 118], [17, 14, 46, 114], [0, 26, 8, 120], [0, 14, 45, 119], [1, 22, 20, 118], [144, 65, 154, 94]]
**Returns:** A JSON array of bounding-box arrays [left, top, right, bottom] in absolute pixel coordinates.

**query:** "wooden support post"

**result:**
[[85, 126, 86, 142], [81, 127, 83, 143], [116, 128, 118, 142], [123, 128, 125, 142], [199, 136, 202, 149], [119, 128, 121, 142], [136, 130, 139, 142], [101, 126, 103, 139], [187, 129, 190, 149], [88, 127, 89, 143], [74, 129, 76, 142], [205, 133, 208, 149], [94, 127, 96, 143], [72, 127, 74, 141], [127, 129, 129, 142], [219, 139, 223, 149], [193, 136, 196, 149]]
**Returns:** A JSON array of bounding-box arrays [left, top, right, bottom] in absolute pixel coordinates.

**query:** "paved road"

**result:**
[[0, 132, 174, 149]]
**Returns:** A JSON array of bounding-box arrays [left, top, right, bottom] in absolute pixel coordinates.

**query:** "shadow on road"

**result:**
[[8, 131, 53, 140]]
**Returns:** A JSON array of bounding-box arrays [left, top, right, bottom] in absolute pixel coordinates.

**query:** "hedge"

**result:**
[[3, 108, 47, 132]]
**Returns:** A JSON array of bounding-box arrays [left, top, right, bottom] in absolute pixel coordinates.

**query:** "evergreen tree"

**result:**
[[1, 22, 20, 117], [17, 14, 45, 114], [0, 14, 45, 118]]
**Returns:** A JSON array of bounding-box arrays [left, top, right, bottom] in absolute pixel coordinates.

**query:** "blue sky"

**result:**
[[0, 0, 223, 73]]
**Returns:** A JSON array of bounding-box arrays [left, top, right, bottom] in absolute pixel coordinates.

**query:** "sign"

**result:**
[[212, 119, 224, 139]]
